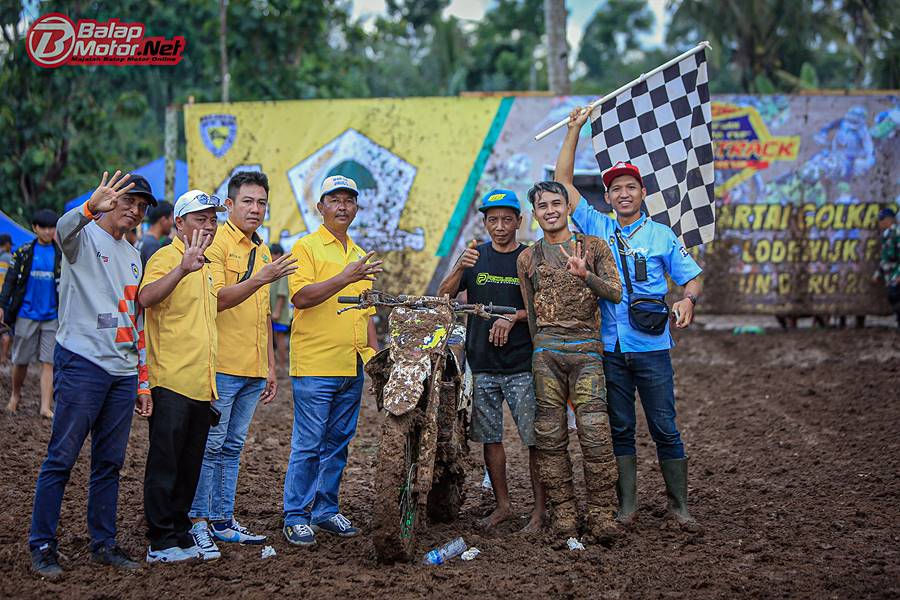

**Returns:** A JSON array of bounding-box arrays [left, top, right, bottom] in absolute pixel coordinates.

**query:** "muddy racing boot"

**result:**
[[575, 406, 620, 542], [538, 451, 578, 535], [660, 457, 703, 534], [614, 455, 638, 526]]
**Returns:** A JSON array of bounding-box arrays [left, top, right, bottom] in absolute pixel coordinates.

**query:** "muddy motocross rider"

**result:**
[[516, 181, 622, 538]]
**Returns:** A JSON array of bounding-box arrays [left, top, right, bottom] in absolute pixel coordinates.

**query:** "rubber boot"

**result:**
[[659, 457, 703, 534], [614, 455, 638, 526]]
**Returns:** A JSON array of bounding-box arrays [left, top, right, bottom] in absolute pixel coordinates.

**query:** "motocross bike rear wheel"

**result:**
[[372, 410, 422, 564]]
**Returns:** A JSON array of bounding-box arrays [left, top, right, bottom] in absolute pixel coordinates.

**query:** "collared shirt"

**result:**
[[207, 219, 272, 378], [573, 198, 702, 353], [288, 226, 375, 377], [141, 235, 218, 400]]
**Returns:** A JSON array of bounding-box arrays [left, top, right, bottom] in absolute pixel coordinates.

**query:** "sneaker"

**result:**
[[145, 546, 196, 563], [211, 519, 267, 545], [282, 524, 316, 547], [31, 543, 63, 579], [190, 522, 222, 560], [92, 544, 140, 570], [311, 514, 360, 538]]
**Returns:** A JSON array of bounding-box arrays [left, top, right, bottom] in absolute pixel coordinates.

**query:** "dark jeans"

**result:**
[[603, 348, 685, 461], [29, 344, 137, 552], [144, 387, 211, 551], [888, 284, 900, 327]]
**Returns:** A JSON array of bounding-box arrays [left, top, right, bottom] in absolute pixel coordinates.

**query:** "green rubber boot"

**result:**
[[614, 455, 638, 526], [660, 457, 703, 534]]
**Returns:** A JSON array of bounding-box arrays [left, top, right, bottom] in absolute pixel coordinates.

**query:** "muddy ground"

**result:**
[[0, 327, 898, 599]]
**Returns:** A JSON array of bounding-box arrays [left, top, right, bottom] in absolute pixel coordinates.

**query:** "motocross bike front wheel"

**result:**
[[372, 410, 422, 564]]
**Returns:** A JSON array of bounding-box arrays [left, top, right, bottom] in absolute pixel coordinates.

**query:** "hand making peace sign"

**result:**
[[559, 238, 590, 280], [87, 170, 136, 215]]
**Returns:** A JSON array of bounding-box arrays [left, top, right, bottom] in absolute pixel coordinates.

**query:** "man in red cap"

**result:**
[[555, 107, 704, 534]]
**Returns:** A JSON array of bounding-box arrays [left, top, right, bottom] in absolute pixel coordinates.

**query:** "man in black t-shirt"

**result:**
[[438, 189, 547, 532]]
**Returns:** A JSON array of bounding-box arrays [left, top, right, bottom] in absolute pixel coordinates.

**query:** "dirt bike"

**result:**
[[337, 290, 517, 563]]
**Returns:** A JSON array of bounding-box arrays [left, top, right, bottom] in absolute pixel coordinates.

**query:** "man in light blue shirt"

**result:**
[[555, 107, 703, 533]]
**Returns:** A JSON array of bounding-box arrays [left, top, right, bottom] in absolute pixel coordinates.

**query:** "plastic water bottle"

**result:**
[[422, 537, 467, 565]]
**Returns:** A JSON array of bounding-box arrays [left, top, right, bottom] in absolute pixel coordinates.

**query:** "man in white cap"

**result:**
[[139, 190, 226, 563], [282, 175, 382, 547]]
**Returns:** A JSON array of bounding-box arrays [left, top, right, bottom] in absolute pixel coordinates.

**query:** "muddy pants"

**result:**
[[532, 336, 616, 533]]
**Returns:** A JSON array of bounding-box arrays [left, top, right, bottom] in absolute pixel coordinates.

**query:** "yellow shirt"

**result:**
[[141, 236, 218, 400], [207, 220, 272, 378], [289, 226, 375, 377]]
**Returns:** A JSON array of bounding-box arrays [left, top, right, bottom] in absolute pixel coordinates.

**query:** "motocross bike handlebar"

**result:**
[[336, 292, 518, 317]]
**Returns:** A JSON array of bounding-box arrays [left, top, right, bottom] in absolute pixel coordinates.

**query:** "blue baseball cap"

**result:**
[[478, 189, 520, 214]]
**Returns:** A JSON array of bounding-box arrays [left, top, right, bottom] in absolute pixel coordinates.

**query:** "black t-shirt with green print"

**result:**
[[459, 242, 533, 374]]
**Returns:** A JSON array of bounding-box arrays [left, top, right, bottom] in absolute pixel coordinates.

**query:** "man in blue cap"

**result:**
[[439, 189, 547, 532]]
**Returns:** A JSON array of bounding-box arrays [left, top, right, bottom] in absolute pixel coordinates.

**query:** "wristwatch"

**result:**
[[683, 293, 697, 305]]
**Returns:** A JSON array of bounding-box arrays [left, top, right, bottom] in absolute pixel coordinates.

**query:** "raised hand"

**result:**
[[456, 239, 480, 270], [255, 253, 299, 284], [567, 106, 591, 130], [559, 238, 589, 280], [87, 170, 136, 214], [180, 229, 213, 274], [341, 251, 383, 284]]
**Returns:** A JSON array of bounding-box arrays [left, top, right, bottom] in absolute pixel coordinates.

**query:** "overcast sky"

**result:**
[[351, 0, 669, 55]]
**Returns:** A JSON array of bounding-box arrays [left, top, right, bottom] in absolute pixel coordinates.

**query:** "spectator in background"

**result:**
[[140, 200, 173, 267], [0, 209, 61, 418], [876, 207, 900, 328], [0, 233, 12, 364], [269, 243, 292, 373]]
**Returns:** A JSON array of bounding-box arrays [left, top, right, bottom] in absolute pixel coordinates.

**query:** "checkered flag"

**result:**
[[591, 49, 715, 247]]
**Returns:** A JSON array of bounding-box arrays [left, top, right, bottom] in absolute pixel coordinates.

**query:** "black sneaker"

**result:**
[[31, 543, 63, 579], [92, 544, 140, 570]]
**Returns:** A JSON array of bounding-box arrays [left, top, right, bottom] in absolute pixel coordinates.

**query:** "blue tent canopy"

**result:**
[[0, 209, 34, 250], [64, 157, 188, 212]]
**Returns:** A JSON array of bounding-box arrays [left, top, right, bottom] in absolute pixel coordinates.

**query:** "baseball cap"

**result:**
[[174, 190, 227, 218], [320, 175, 359, 199], [602, 161, 643, 189], [878, 207, 896, 220], [126, 174, 158, 206], [478, 189, 521, 214]]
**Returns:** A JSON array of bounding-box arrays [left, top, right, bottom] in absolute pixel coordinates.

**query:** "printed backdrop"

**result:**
[[185, 94, 900, 315]]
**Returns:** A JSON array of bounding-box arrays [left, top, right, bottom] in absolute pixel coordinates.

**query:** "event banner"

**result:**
[[185, 94, 899, 315]]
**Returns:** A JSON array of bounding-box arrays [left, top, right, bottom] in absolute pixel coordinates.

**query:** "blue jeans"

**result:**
[[283, 364, 363, 527], [603, 348, 685, 461], [29, 344, 137, 552], [189, 374, 265, 522]]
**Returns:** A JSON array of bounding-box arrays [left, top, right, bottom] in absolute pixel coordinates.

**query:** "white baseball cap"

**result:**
[[174, 190, 227, 218], [319, 175, 359, 199]]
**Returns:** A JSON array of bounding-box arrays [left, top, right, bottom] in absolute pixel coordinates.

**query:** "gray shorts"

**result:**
[[11, 318, 57, 365], [471, 371, 536, 447]]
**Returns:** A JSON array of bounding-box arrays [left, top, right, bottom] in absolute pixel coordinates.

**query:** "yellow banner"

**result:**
[[185, 97, 503, 293]]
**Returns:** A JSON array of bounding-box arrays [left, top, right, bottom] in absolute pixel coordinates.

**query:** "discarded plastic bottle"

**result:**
[[422, 537, 467, 565], [732, 325, 765, 335]]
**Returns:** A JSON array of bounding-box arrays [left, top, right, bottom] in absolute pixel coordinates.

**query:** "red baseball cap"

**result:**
[[602, 161, 643, 189]]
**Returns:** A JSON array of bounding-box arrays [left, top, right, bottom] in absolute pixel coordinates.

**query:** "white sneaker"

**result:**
[[211, 519, 267, 545], [145, 546, 195, 563], [190, 522, 221, 560]]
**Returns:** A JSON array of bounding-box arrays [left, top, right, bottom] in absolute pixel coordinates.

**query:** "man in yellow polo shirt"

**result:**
[[188, 172, 297, 554], [139, 190, 225, 564], [282, 175, 382, 547]]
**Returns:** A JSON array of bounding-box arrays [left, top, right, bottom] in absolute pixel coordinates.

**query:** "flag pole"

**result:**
[[533, 41, 711, 142]]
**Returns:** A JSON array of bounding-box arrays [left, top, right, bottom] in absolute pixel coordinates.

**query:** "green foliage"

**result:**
[[1, 0, 896, 221]]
